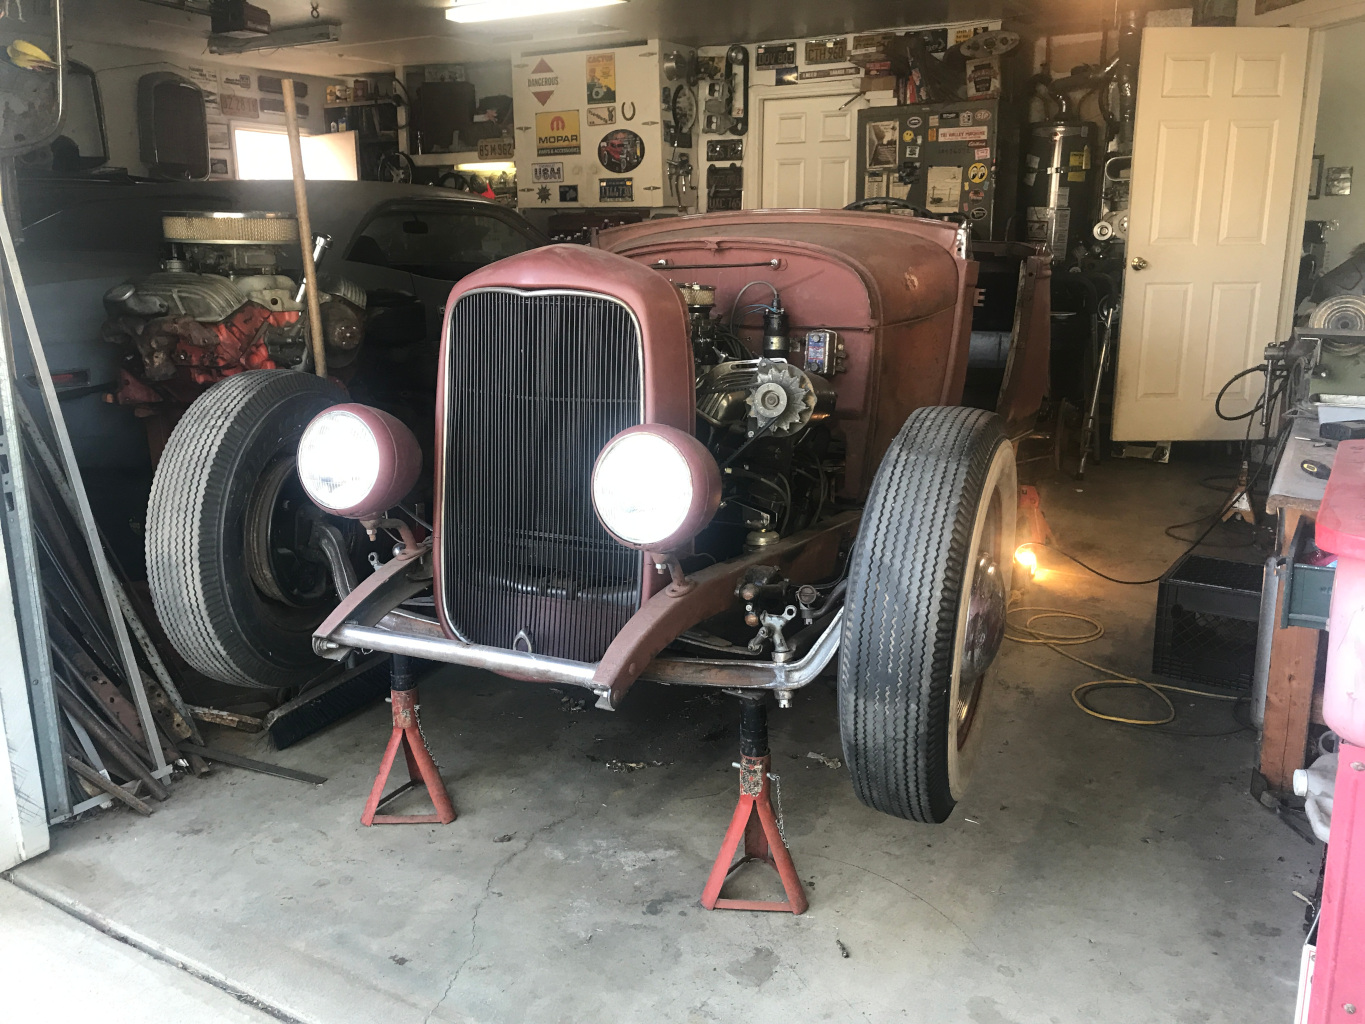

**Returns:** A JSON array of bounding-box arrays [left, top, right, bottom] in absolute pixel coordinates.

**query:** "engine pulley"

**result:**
[[747, 360, 817, 436]]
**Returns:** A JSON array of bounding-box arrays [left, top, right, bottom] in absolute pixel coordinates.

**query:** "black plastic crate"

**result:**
[[1151, 554, 1263, 693]]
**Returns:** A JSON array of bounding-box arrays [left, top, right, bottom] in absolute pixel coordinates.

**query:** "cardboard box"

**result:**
[[860, 74, 898, 94]]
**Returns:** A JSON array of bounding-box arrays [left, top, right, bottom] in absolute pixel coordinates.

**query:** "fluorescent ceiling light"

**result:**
[[446, 0, 625, 24]]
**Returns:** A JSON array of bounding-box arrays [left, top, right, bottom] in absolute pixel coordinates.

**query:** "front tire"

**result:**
[[146, 370, 347, 689], [838, 406, 1016, 823]]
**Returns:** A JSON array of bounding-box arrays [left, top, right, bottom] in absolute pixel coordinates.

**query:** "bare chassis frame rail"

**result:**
[[313, 512, 860, 708]]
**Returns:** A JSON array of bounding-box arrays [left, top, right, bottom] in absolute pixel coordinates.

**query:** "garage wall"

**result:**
[[69, 41, 337, 179], [695, 19, 1001, 212], [1309, 19, 1365, 265]]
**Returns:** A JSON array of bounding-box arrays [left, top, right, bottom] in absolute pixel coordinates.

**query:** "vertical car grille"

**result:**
[[442, 289, 643, 662]]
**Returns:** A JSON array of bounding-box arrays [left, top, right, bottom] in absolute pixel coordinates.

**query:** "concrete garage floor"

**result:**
[[4, 455, 1321, 1024]]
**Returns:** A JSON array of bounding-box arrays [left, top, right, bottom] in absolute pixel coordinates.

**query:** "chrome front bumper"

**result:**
[[320, 609, 845, 707]]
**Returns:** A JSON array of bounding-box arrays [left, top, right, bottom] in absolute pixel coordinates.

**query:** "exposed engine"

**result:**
[[678, 282, 842, 559], [103, 211, 365, 401]]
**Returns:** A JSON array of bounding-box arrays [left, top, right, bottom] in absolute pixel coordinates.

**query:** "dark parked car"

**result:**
[[145, 209, 1050, 823]]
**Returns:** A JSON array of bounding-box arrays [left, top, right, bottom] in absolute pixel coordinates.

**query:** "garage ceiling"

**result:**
[[65, 0, 1147, 76]]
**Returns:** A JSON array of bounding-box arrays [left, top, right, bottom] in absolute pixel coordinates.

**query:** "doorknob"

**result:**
[[1130, 256, 1149, 271]]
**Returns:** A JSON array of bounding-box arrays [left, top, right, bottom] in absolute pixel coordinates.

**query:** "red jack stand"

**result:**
[[361, 655, 456, 826], [701, 696, 808, 914]]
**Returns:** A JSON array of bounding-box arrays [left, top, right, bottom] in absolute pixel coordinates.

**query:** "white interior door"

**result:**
[[759, 94, 855, 209], [1113, 27, 1310, 441]]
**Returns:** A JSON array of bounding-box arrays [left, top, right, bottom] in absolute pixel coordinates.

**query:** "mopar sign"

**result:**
[[535, 110, 581, 156]]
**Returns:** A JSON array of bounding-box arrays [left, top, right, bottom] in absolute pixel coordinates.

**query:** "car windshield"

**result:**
[[347, 206, 538, 281]]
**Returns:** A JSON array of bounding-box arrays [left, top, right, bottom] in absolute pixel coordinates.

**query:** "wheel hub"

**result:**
[[245, 456, 332, 608], [961, 555, 1006, 681]]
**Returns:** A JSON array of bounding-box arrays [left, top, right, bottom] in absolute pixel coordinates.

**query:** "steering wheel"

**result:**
[[843, 196, 934, 218], [375, 150, 417, 184]]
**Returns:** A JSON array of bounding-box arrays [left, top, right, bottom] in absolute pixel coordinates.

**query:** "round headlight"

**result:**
[[591, 425, 721, 552], [297, 404, 422, 519]]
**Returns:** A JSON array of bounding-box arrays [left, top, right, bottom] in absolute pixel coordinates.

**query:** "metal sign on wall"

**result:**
[[805, 38, 848, 64], [478, 138, 515, 160], [756, 43, 797, 68], [535, 110, 581, 156]]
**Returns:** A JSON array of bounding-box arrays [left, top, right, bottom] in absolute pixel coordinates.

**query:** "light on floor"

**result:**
[[446, 0, 626, 23], [1015, 544, 1039, 580]]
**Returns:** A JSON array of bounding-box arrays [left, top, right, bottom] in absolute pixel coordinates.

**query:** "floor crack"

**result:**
[[804, 851, 984, 954], [422, 798, 583, 1023]]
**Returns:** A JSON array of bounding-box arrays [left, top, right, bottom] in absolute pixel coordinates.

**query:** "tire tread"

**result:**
[[146, 370, 342, 688], [838, 405, 1008, 822]]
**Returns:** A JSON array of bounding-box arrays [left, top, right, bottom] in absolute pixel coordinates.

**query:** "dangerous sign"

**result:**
[[528, 58, 558, 107]]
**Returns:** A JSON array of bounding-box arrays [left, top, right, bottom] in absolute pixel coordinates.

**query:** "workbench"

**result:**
[[1261, 414, 1334, 794]]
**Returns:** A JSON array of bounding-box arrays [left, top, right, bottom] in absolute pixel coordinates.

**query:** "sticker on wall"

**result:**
[[967, 162, 989, 184], [222, 72, 251, 90], [974, 146, 991, 160], [973, 109, 991, 122], [971, 207, 987, 220], [926, 166, 962, 212], [906, 146, 920, 158], [529, 58, 559, 107], [907, 116, 922, 128], [587, 105, 616, 127], [587, 52, 616, 104], [939, 126, 988, 143], [866, 121, 898, 170], [969, 189, 986, 200], [532, 162, 564, 183], [621, 102, 636, 121], [537, 186, 552, 203], [599, 177, 634, 202], [775, 67, 799, 86], [960, 111, 973, 126], [928, 128, 937, 142], [598, 129, 645, 173], [207, 123, 231, 150], [209, 157, 230, 177], [560, 184, 579, 202], [798, 67, 859, 82], [536, 110, 581, 156]]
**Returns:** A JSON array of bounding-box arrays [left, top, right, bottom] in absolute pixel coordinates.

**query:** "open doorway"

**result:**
[[1297, 21, 1365, 312]]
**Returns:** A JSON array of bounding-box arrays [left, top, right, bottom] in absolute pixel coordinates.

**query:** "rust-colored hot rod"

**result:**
[[146, 209, 1050, 823]]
